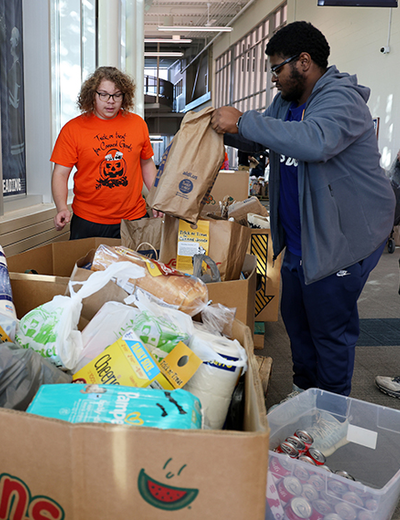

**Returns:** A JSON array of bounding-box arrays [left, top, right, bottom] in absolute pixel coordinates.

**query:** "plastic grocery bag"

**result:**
[[128, 289, 194, 361], [15, 261, 145, 370], [73, 301, 141, 373], [0, 341, 71, 410]]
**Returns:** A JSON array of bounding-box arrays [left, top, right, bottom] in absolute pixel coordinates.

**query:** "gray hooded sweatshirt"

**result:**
[[226, 65, 395, 284]]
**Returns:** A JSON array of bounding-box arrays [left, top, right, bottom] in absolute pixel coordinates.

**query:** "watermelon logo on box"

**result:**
[[138, 458, 198, 511], [0, 473, 64, 519]]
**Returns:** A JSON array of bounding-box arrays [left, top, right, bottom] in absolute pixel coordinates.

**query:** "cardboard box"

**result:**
[[207, 254, 257, 335], [8, 239, 257, 336], [1, 278, 269, 520], [7, 237, 120, 278], [203, 170, 249, 213], [247, 226, 281, 322]]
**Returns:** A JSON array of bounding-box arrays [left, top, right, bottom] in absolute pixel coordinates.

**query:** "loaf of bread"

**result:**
[[91, 244, 209, 316]]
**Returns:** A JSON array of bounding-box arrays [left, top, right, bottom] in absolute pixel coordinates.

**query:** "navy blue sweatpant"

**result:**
[[280, 243, 385, 396]]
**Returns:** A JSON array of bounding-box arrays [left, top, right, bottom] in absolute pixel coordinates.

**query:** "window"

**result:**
[[214, 3, 287, 112]]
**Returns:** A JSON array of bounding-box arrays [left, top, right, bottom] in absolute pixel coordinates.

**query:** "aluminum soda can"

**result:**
[[301, 483, 319, 502], [342, 491, 364, 508], [323, 515, 343, 520], [312, 498, 334, 516], [365, 498, 379, 511], [335, 470, 356, 481], [327, 478, 348, 496], [319, 464, 332, 472], [294, 463, 312, 483], [274, 441, 300, 458], [320, 489, 341, 506], [269, 454, 293, 477], [305, 447, 326, 465], [294, 429, 314, 448], [334, 501, 357, 520], [284, 496, 313, 519], [357, 512, 374, 520], [276, 476, 303, 503], [286, 435, 307, 454], [307, 474, 325, 492], [298, 455, 316, 465]]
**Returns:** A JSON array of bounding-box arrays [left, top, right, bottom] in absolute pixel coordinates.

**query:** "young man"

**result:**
[[212, 21, 395, 402]]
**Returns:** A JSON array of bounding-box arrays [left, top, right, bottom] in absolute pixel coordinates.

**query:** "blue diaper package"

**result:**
[[27, 384, 203, 430]]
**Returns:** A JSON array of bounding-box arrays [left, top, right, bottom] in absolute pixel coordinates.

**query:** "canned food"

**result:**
[[342, 491, 364, 508], [327, 478, 348, 495], [294, 463, 312, 483], [334, 501, 357, 520], [286, 435, 307, 454], [358, 512, 374, 520], [335, 470, 356, 481], [312, 498, 333, 516], [275, 441, 300, 458], [365, 498, 378, 511], [320, 489, 341, 506], [294, 429, 314, 448], [285, 496, 313, 519], [307, 474, 325, 492], [301, 483, 319, 502], [306, 447, 326, 465], [269, 454, 293, 477], [298, 455, 316, 465], [276, 476, 303, 503]]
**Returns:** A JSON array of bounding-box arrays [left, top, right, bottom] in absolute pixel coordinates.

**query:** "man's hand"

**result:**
[[211, 107, 243, 134]]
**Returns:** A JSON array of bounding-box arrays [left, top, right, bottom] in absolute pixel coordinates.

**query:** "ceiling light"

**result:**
[[157, 25, 233, 33], [144, 51, 184, 57], [145, 38, 192, 43]]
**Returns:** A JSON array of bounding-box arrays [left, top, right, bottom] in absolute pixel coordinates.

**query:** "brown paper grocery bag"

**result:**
[[146, 107, 225, 224], [120, 218, 162, 259], [159, 215, 251, 282]]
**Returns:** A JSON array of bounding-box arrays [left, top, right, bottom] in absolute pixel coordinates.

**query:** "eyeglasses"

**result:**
[[270, 54, 300, 78], [96, 91, 124, 101]]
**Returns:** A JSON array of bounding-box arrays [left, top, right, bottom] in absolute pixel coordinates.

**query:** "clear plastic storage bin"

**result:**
[[266, 388, 400, 520]]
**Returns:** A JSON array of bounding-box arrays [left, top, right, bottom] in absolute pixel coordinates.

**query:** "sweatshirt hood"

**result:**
[[312, 65, 371, 103]]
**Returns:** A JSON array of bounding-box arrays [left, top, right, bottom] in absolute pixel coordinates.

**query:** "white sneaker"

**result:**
[[307, 410, 349, 457], [375, 376, 400, 398]]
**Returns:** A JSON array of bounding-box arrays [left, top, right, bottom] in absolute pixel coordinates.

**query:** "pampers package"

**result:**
[[27, 384, 203, 430]]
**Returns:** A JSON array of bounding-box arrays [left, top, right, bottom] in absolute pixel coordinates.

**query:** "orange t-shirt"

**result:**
[[50, 111, 154, 224]]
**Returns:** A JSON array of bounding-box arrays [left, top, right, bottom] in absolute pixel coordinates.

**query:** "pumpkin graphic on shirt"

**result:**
[[96, 149, 128, 189]]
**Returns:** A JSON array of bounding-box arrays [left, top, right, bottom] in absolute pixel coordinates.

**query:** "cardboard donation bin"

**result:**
[[7, 237, 120, 279], [267, 389, 400, 520], [1, 279, 270, 520], [8, 237, 257, 336], [202, 170, 249, 214]]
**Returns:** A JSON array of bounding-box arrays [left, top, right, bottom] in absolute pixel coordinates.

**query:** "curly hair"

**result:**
[[77, 66, 136, 114], [266, 21, 330, 70]]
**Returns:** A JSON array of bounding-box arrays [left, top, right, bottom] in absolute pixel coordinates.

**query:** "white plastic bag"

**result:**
[[15, 262, 145, 370], [73, 301, 141, 373]]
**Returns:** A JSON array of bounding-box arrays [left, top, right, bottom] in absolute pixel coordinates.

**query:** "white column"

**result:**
[[98, 0, 121, 68], [124, 0, 145, 117]]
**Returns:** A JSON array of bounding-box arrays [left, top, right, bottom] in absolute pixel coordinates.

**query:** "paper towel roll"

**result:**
[[184, 324, 247, 429]]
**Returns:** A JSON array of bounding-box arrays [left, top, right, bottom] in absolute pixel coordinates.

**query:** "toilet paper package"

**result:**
[[184, 324, 247, 429]]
